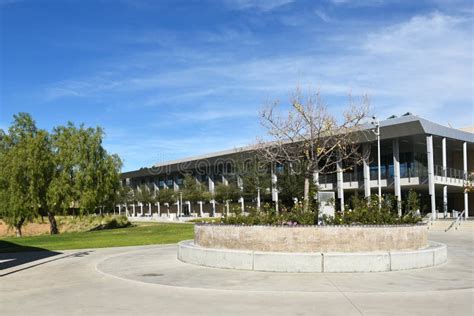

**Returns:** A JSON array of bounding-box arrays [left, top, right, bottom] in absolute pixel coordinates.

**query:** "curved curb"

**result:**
[[177, 240, 447, 273]]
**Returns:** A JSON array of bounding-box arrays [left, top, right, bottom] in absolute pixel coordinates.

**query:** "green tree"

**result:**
[[234, 157, 271, 208], [0, 114, 53, 236], [214, 183, 240, 215], [135, 184, 154, 214], [405, 189, 420, 214], [182, 175, 208, 203], [0, 114, 122, 235], [116, 185, 135, 215], [47, 123, 122, 232]]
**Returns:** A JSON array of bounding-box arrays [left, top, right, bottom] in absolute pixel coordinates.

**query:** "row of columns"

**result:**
[[336, 137, 469, 219], [427, 136, 469, 219]]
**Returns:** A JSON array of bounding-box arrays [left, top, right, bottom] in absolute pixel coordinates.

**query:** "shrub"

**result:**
[[90, 215, 131, 231], [220, 194, 421, 226]]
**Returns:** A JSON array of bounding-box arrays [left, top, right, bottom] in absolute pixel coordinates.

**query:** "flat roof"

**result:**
[[121, 114, 473, 177]]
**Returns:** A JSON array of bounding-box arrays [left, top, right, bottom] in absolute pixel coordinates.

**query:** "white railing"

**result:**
[[445, 210, 466, 232]]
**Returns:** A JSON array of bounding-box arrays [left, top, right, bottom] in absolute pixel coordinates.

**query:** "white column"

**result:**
[[237, 176, 244, 213], [208, 176, 215, 194], [132, 204, 136, 217], [175, 200, 180, 217], [363, 143, 371, 198], [198, 201, 203, 217], [156, 202, 161, 216], [139, 202, 144, 216], [222, 175, 228, 186], [337, 160, 344, 211], [118, 204, 121, 215], [442, 138, 448, 216], [271, 167, 279, 214], [148, 203, 152, 216], [427, 135, 436, 219], [463, 142, 468, 219], [393, 138, 401, 216], [256, 188, 261, 211], [211, 200, 216, 217], [186, 201, 191, 215]]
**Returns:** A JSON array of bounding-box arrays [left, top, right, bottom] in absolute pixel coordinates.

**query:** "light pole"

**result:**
[[371, 117, 382, 208]]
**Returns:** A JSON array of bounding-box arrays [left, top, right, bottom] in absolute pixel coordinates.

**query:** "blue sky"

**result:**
[[1, 0, 473, 171]]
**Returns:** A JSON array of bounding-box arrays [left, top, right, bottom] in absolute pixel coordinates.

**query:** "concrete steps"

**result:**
[[427, 219, 474, 232]]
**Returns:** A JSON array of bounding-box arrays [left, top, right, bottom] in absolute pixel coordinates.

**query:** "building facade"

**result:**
[[121, 115, 473, 219]]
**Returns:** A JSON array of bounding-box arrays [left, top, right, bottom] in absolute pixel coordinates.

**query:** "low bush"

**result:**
[[220, 194, 422, 226], [90, 215, 131, 231]]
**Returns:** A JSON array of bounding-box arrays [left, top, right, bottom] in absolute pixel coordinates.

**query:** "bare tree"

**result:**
[[258, 88, 371, 211]]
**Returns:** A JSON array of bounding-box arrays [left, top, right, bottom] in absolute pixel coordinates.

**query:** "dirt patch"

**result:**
[[0, 220, 50, 237]]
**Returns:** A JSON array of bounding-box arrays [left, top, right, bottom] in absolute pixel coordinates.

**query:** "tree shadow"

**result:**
[[0, 240, 62, 273]]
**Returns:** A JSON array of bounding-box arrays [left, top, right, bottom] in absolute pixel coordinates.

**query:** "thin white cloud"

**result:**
[[42, 11, 473, 154], [314, 9, 332, 22], [224, 0, 294, 12]]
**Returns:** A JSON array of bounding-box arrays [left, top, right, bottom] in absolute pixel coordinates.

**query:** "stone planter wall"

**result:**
[[194, 224, 428, 252]]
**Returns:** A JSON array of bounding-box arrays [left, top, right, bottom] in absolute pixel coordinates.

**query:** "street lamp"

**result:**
[[371, 117, 382, 208]]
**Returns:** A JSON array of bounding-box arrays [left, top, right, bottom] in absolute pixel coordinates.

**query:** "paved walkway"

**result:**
[[1, 231, 473, 315]]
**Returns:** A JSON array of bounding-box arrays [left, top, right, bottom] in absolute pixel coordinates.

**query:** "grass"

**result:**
[[0, 222, 194, 253]]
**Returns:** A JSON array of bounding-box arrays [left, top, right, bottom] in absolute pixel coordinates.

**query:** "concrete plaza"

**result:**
[[1, 230, 473, 315]]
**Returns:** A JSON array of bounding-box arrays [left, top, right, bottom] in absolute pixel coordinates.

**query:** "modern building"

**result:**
[[120, 114, 473, 219]]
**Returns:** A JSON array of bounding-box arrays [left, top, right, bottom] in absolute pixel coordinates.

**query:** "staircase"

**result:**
[[427, 215, 474, 232]]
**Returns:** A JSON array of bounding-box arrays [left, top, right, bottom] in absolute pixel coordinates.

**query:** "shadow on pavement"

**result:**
[[0, 241, 62, 272]]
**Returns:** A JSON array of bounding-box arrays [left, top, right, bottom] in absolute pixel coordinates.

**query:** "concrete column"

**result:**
[[463, 142, 468, 219], [139, 202, 144, 216], [256, 187, 261, 211], [271, 167, 279, 214], [173, 179, 179, 192], [427, 135, 436, 219], [211, 200, 216, 217], [118, 204, 121, 215], [313, 169, 319, 202], [363, 143, 371, 198], [337, 160, 344, 211], [222, 175, 228, 186], [198, 201, 203, 217], [156, 202, 161, 216], [239, 197, 245, 213], [148, 203, 152, 216], [237, 176, 244, 213], [442, 138, 447, 216], [393, 138, 401, 216], [176, 200, 180, 217], [132, 204, 136, 217], [186, 201, 191, 215], [208, 176, 215, 194]]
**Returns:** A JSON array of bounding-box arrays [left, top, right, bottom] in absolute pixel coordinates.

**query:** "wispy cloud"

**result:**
[[224, 0, 294, 12], [34, 9, 474, 169]]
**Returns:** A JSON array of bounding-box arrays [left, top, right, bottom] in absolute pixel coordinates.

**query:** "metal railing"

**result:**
[[445, 210, 466, 232], [434, 165, 466, 180]]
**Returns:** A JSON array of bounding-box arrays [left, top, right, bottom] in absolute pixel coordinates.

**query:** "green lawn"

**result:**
[[0, 223, 194, 253]]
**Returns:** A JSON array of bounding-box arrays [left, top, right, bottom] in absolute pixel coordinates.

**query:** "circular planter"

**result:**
[[194, 224, 428, 252], [178, 240, 447, 273], [177, 224, 446, 273]]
